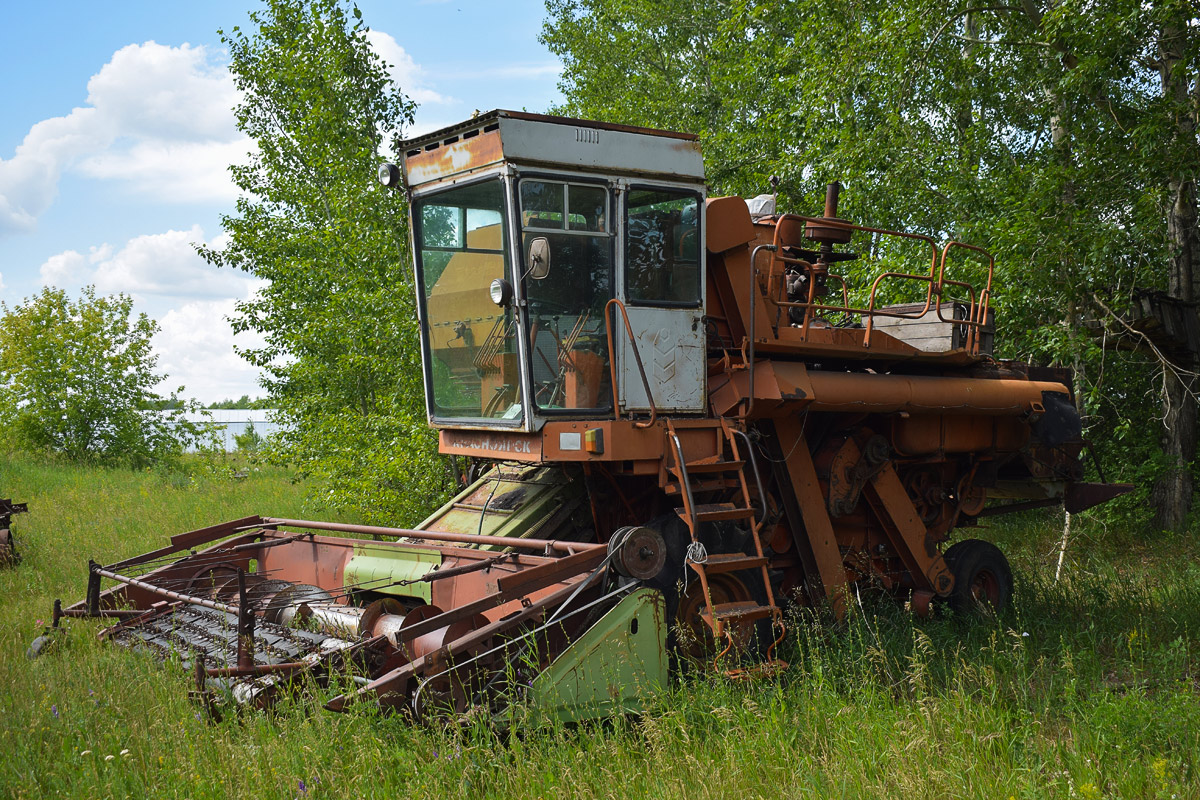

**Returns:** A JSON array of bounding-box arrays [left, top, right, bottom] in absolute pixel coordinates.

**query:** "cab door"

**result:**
[[617, 184, 707, 413]]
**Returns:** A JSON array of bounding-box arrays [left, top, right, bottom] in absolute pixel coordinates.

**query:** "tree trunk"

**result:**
[[1153, 21, 1199, 532]]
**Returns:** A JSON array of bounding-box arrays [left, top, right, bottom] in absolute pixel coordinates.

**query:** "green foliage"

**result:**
[[233, 423, 263, 453], [542, 0, 1200, 528], [199, 0, 449, 524], [206, 395, 273, 410], [0, 286, 210, 467]]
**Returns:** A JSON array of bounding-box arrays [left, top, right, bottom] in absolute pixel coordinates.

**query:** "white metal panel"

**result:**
[[619, 306, 706, 413], [498, 117, 704, 181]]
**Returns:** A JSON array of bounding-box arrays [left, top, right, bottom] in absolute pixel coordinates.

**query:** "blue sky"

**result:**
[[0, 0, 562, 403]]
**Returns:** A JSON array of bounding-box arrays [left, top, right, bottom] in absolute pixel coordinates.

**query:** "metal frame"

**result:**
[[411, 169, 530, 431]]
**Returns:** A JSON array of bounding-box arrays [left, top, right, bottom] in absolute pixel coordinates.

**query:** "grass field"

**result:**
[[2, 454, 1199, 799]]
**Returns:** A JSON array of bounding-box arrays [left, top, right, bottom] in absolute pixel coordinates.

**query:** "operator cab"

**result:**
[[391, 110, 707, 432]]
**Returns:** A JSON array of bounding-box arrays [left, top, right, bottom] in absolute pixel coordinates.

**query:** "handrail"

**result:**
[[743, 244, 777, 420], [938, 241, 995, 352], [603, 298, 658, 429], [767, 213, 940, 307], [731, 429, 767, 526], [760, 212, 995, 355], [668, 432, 698, 536]]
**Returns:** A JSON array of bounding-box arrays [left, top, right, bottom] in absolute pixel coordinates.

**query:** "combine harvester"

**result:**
[[51, 111, 1129, 720]]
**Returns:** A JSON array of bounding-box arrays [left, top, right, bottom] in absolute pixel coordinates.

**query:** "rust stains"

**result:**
[[405, 128, 504, 186]]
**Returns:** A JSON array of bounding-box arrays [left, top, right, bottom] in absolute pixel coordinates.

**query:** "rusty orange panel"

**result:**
[[541, 420, 665, 462], [405, 129, 504, 186], [892, 414, 1029, 456], [439, 429, 542, 460], [711, 360, 816, 417], [864, 461, 954, 595], [705, 196, 757, 253]]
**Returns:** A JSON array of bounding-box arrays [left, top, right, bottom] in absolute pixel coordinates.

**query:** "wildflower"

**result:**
[[105, 755, 114, 762], [51, 705, 58, 719], [1022, 632, 1029, 637], [120, 749, 130, 758], [80, 750, 92, 757], [299, 779, 307, 793]]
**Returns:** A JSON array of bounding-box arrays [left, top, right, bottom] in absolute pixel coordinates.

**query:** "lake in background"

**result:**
[[180, 409, 284, 452]]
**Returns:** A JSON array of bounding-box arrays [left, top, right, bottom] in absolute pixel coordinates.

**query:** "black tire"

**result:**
[[942, 539, 1012, 615]]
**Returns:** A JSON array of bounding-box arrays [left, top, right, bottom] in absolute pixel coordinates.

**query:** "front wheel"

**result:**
[[942, 539, 1012, 615]]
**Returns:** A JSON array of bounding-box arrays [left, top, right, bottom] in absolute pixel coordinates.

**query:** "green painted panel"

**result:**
[[342, 545, 440, 603], [417, 466, 582, 548], [531, 588, 669, 723]]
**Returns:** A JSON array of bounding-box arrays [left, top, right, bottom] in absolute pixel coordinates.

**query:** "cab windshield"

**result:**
[[414, 179, 522, 422]]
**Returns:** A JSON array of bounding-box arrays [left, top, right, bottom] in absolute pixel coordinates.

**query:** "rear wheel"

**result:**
[[942, 539, 1012, 615]]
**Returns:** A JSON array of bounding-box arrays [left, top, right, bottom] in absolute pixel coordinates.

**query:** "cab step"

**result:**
[[687, 553, 768, 574], [700, 601, 775, 625], [663, 477, 739, 496], [680, 459, 745, 475], [677, 503, 755, 523]]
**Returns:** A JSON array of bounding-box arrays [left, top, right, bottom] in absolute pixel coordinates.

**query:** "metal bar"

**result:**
[[258, 518, 603, 553], [398, 553, 515, 586], [61, 607, 144, 620], [106, 516, 264, 572], [205, 661, 309, 679], [236, 569, 255, 670], [87, 561, 101, 615], [744, 244, 776, 420], [732, 429, 767, 525], [398, 548, 603, 643], [92, 565, 240, 615], [603, 298, 658, 429], [669, 432, 699, 538], [975, 498, 1062, 517]]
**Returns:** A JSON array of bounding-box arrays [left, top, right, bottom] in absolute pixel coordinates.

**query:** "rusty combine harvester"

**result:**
[[54, 111, 1129, 720]]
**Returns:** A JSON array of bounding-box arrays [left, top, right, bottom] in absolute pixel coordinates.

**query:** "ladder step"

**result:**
[[688, 553, 768, 574], [663, 477, 739, 496], [701, 601, 776, 625], [682, 459, 745, 474], [678, 503, 755, 523]]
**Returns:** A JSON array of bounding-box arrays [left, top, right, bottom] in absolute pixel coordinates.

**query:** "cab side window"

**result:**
[[625, 188, 701, 305]]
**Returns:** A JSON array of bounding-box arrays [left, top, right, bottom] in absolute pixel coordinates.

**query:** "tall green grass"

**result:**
[[1, 455, 1197, 798]]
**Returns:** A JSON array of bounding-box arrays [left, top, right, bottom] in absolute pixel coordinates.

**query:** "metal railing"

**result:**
[[761, 214, 995, 354], [603, 298, 659, 429]]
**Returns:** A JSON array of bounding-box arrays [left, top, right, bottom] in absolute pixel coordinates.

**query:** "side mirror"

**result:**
[[528, 237, 551, 280]]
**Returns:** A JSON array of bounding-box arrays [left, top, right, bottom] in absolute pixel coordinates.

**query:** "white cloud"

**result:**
[[86, 41, 241, 142], [38, 250, 89, 287], [0, 41, 248, 236], [365, 30, 453, 106], [155, 297, 266, 404], [39, 225, 255, 305]]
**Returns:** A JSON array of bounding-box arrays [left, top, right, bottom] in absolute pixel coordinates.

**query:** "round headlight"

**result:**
[[489, 278, 513, 307], [377, 162, 401, 188]]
